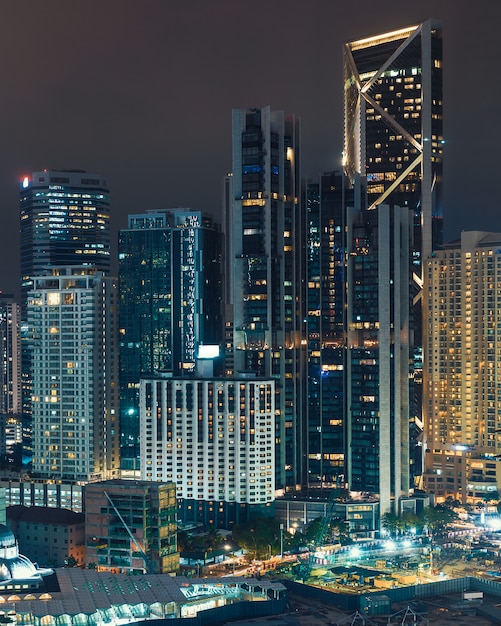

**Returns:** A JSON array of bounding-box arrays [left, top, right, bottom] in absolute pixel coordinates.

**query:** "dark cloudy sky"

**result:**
[[0, 0, 499, 296]]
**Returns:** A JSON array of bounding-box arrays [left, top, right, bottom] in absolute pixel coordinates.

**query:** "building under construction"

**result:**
[[84, 479, 179, 574]]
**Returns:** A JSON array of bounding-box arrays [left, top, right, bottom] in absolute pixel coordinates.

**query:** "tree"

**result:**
[[381, 512, 399, 537], [232, 517, 283, 559], [399, 511, 420, 534], [421, 504, 458, 538]]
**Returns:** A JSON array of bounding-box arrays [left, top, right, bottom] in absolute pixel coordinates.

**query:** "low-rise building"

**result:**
[[0, 479, 83, 512], [84, 479, 178, 574], [7, 505, 85, 568]]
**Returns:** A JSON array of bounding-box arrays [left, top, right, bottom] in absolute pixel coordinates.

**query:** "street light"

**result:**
[[224, 544, 235, 574], [280, 523, 284, 559]]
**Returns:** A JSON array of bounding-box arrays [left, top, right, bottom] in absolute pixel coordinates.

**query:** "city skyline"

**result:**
[[0, 1, 500, 296]]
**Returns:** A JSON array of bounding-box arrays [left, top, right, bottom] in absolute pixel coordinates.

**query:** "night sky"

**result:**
[[0, 0, 499, 297]]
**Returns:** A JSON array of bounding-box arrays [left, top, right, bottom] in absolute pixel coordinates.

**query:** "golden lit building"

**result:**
[[423, 231, 501, 503]]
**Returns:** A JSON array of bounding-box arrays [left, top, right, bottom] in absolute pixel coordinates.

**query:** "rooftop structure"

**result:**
[[0, 568, 286, 624]]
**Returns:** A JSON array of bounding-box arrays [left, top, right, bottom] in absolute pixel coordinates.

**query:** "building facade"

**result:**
[[28, 267, 119, 482], [118, 209, 223, 470], [84, 479, 178, 574], [20, 170, 110, 315], [344, 19, 443, 260], [0, 479, 83, 512], [423, 232, 501, 503], [0, 295, 22, 458], [343, 19, 443, 506], [346, 204, 412, 515], [227, 107, 304, 491], [139, 377, 275, 527], [305, 172, 349, 488], [7, 505, 85, 568]]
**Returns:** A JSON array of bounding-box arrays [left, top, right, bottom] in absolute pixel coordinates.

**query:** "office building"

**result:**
[[345, 203, 412, 515], [305, 172, 349, 487], [28, 267, 119, 482], [227, 107, 304, 490], [343, 19, 443, 506], [84, 479, 178, 574], [118, 209, 223, 469], [139, 377, 275, 527], [20, 170, 110, 314], [0, 294, 22, 457], [344, 19, 443, 260], [19, 170, 111, 461], [423, 232, 501, 503]]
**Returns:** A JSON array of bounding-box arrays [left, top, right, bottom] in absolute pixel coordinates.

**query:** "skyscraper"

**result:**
[[0, 294, 22, 457], [423, 232, 501, 504], [343, 20, 443, 508], [227, 107, 304, 491], [19, 170, 111, 457], [305, 172, 348, 487], [344, 19, 443, 259], [346, 204, 412, 515], [28, 267, 119, 481], [20, 170, 111, 314], [118, 209, 223, 469]]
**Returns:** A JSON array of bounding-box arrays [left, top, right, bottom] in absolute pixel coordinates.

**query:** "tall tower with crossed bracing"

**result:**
[[344, 19, 443, 261], [343, 20, 443, 509]]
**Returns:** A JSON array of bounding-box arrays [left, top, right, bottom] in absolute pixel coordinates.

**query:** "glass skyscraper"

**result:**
[[343, 20, 443, 513], [346, 204, 412, 515], [118, 209, 223, 470], [227, 107, 304, 490], [20, 170, 110, 314], [305, 172, 349, 487], [344, 19, 443, 260]]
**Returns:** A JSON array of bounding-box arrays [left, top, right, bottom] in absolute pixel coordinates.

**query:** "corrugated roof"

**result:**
[[0, 569, 286, 620]]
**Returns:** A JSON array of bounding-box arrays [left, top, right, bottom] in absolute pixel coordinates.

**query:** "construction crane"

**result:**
[[104, 491, 152, 574]]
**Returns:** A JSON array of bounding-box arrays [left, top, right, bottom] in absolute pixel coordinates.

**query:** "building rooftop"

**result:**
[[0, 569, 286, 622], [7, 506, 84, 526]]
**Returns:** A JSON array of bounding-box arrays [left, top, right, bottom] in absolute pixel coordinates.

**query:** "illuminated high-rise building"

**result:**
[[20, 170, 110, 314], [344, 19, 443, 260], [304, 172, 348, 487], [118, 209, 223, 470], [343, 20, 443, 505], [0, 294, 22, 457], [227, 107, 304, 490], [139, 376, 275, 527], [423, 232, 501, 504], [19, 171, 111, 451], [28, 267, 119, 482], [346, 203, 412, 515]]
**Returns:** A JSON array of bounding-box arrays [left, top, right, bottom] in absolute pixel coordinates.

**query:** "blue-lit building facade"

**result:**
[[118, 209, 223, 470]]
